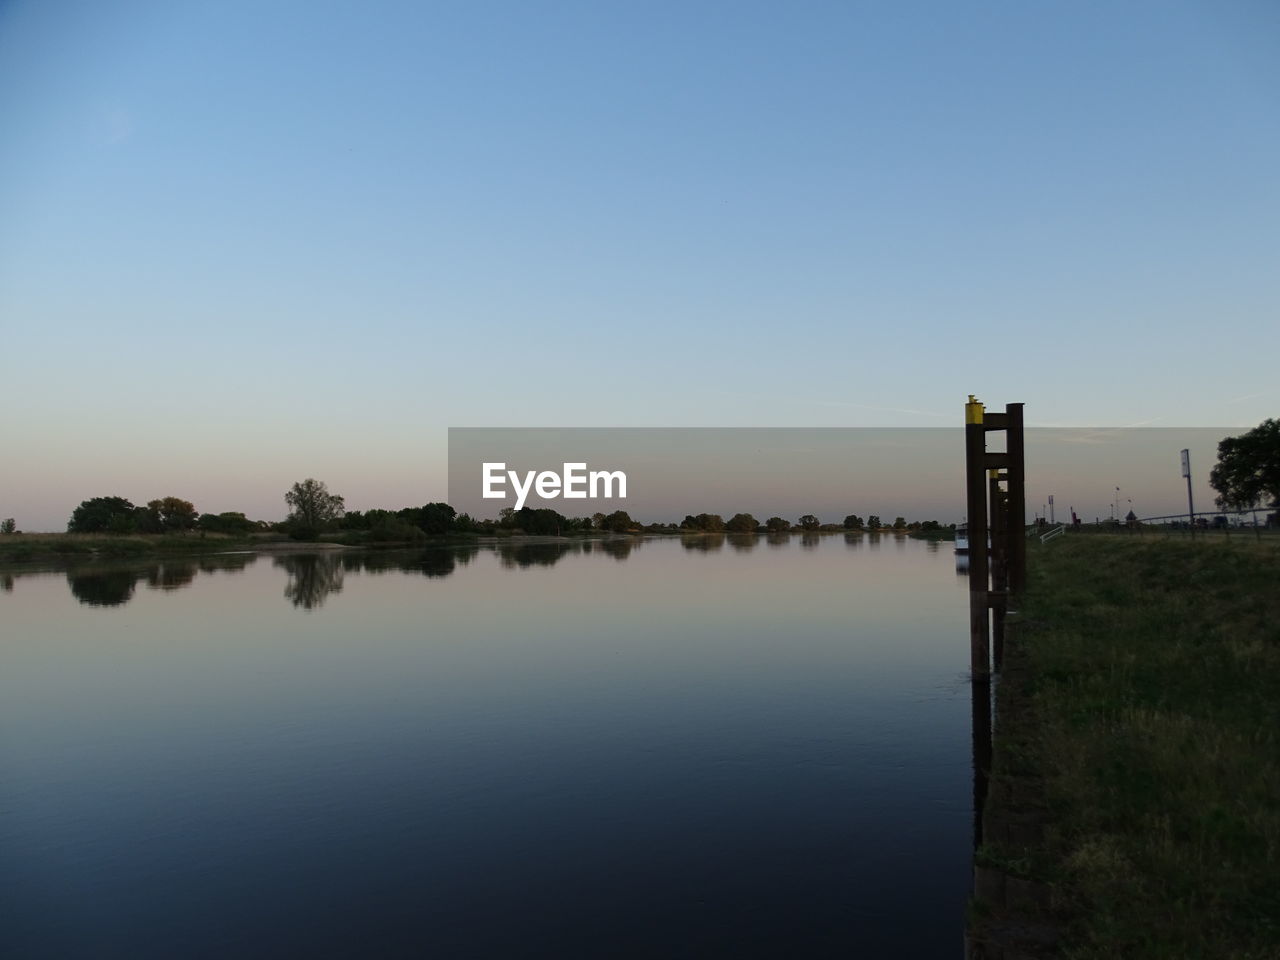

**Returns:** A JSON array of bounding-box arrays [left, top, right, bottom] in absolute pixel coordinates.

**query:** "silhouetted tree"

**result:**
[[681, 513, 724, 532], [147, 497, 198, 532], [765, 516, 790, 532], [419, 502, 457, 535], [1210, 419, 1280, 510], [725, 513, 758, 533], [0, 518, 15, 534], [512, 506, 567, 535], [843, 514, 863, 530], [867, 515, 882, 531], [797, 514, 820, 531], [892, 516, 906, 530], [199, 511, 255, 534], [284, 479, 344, 539], [68, 496, 138, 533], [602, 510, 636, 533]]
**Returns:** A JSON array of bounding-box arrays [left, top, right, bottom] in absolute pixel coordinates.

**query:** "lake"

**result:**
[[0, 534, 974, 958]]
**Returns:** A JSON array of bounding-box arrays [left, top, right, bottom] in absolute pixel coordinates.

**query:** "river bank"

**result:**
[[970, 536, 1280, 959]]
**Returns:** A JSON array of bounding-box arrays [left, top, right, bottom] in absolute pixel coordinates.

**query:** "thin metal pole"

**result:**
[[1186, 468, 1196, 539]]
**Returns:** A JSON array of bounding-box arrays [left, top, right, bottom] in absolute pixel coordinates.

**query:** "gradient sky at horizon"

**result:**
[[2, 1, 1277, 529]]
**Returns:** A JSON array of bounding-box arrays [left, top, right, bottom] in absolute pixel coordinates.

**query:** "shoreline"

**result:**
[[0, 527, 939, 569]]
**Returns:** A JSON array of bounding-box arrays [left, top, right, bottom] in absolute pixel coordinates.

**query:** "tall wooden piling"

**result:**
[[965, 396, 1025, 680], [989, 472, 1007, 673], [1005, 402, 1026, 595], [965, 397, 990, 678]]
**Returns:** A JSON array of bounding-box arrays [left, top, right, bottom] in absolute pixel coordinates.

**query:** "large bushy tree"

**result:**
[[199, 511, 255, 533], [419, 502, 457, 535], [725, 513, 757, 533], [147, 497, 198, 532], [68, 496, 138, 533], [1210, 419, 1280, 510], [284, 479, 345, 537], [602, 510, 636, 533]]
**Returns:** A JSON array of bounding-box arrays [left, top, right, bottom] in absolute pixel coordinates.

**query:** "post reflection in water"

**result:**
[[971, 678, 993, 850]]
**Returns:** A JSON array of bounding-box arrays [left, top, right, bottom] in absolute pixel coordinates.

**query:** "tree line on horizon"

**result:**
[[20, 418, 1277, 539], [52, 479, 950, 541]]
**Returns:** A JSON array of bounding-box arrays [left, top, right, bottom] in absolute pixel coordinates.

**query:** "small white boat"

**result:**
[[955, 523, 991, 554]]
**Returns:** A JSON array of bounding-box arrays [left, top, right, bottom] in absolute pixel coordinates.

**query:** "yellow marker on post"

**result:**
[[965, 395, 984, 425]]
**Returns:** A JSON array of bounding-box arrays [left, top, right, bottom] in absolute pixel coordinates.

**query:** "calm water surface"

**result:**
[[1, 534, 972, 958]]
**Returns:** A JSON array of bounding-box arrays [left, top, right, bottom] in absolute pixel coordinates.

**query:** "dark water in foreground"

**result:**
[[0, 534, 972, 958]]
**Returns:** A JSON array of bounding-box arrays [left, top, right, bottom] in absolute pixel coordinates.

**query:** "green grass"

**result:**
[[1008, 536, 1280, 958]]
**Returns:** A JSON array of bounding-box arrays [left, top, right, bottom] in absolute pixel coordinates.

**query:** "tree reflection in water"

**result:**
[[345, 545, 481, 579], [274, 553, 345, 610], [497, 542, 574, 569], [597, 538, 636, 561], [726, 534, 757, 553], [67, 569, 139, 607], [145, 562, 197, 591], [63, 554, 257, 607], [680, 534, 725, 553]]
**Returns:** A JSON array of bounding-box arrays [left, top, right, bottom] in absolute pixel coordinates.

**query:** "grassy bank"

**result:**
[[980, 536, 1280, 958], [0, 532, 268, 564]]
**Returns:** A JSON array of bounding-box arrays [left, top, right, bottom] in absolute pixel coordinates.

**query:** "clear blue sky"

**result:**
[[2, 1, 1276, 528]]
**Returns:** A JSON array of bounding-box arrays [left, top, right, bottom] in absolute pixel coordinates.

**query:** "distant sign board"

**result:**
[[1180, 448, 1190, 478]]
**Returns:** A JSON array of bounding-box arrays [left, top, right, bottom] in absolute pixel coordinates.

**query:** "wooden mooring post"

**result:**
[[964, 396, 1026, 679]]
